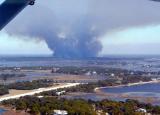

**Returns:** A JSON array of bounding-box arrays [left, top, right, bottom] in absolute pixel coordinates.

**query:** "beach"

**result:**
[[94, 79, 160, 91], [93, 80, 160, 105]]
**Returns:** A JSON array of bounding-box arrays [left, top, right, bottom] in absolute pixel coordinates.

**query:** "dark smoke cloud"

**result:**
[[5, 1, 102, 58], [5, 0, 160, 58]]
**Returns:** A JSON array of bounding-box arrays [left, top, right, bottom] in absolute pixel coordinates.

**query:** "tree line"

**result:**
[[2, 96, 160, 115]]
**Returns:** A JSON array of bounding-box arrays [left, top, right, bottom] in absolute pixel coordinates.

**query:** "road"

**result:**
[[0, 83, 80, 102]]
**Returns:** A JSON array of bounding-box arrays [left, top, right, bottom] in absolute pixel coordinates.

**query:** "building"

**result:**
[[56, 91, 66, 96], [51, 67, 60, 73], [105, 113, 110, 115], [136, 108, 147, 113], [96, 109, 110, 115], [37, 96, 43, 98], [53, 110, 68, 115], [111, 73, 115, 77], [85, 71, 91, 76]]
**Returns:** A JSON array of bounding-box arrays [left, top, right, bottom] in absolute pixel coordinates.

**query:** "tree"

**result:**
[[40, 106, 50, 115], [16, 100, 27, 110], [30, 104, 40, 115]]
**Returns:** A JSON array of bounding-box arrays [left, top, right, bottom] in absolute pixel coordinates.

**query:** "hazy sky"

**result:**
[[1, 0, 160, 56]]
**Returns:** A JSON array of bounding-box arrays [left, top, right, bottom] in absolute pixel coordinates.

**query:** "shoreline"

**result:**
[[93, 80, 160, 105], [94, 80, 160, 91]]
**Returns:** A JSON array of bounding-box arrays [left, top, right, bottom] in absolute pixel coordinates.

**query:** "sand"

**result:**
[[0, 83, 80, 102], [94, 80, 160, 91]]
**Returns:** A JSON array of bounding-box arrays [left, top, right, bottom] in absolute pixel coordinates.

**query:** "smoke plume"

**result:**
[[4, 0, 160, 58]]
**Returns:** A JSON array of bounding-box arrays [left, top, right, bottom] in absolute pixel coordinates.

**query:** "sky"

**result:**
[[1, 0, 160, 56], [0, 31, 52, 55]]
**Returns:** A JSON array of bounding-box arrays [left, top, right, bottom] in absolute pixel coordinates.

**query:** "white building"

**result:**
[[37, 96, 43, 98], [92, 71, 97, 75], [85, 71, 91, 76], [111, 73, 115, 77], [136, 108, 147, 113], [53, 110, 68, 115], [56, 91, 66, 96]]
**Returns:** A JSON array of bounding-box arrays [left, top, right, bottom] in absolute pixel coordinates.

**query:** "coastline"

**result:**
[[93, 80, 160, 105], [94, 80, 160, 91]]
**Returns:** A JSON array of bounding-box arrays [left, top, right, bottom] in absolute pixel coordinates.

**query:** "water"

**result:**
[[0, 108, 6, 115], [1, 56, 160, 104], [1, 56, 160, 72], [64, 83, 160, 105], [100, 83, 160, 96], [98, 83, 160, 105], [64, 93, 106, 101]]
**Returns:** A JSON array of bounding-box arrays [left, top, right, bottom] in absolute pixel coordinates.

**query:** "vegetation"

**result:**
[[39, 76, 151, 96], [2, 96, 160, 115], [0, 79, 54, 96], [0, 85, 9, 96], [96, 99, 160, 115], [54, 66, 149, 76], [121, 75, 151, 84], [8, 79, 53, 90], [0, 73, 25, 79], [2, 96, 96, 115], [0, 73, 25, 85], [0, 67, 155, 115], [0, 71, 152, 97]]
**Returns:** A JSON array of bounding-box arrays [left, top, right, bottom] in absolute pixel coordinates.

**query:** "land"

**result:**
[[0, 78, 158, 115], [0, 63, 160, 114], [2, 95, 160, 115], [0, 83, 80, 102]]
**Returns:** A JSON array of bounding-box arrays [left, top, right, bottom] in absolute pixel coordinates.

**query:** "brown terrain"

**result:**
[[3, 110, 30, 115]]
